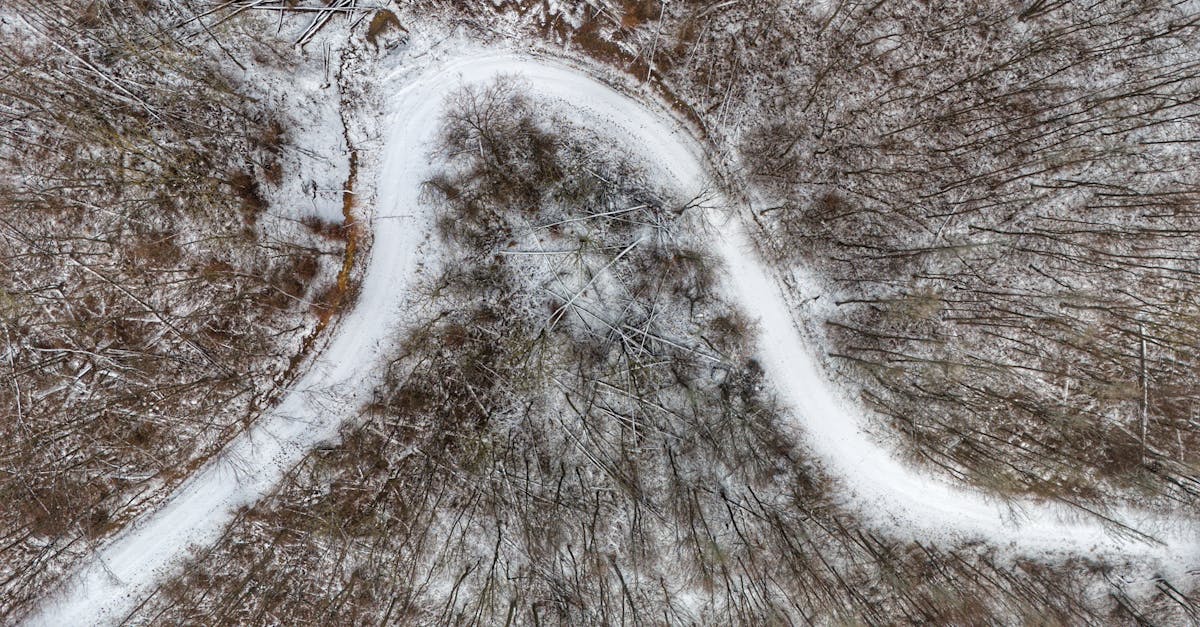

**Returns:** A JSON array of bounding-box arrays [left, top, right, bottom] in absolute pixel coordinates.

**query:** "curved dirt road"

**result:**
[[25, 49, 1200, 626]]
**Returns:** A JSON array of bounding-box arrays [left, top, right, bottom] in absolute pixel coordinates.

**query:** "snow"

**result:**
[[24, 44, 1200, 626]]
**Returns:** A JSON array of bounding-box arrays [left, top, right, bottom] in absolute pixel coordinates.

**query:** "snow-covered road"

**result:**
[[25, 49, 1200, 625]]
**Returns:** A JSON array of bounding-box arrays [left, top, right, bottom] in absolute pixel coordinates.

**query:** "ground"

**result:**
[[5, 2, 1200, 625]]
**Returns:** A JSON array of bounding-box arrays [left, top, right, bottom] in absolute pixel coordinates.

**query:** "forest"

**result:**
[[4, 0, 1199, 624]]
